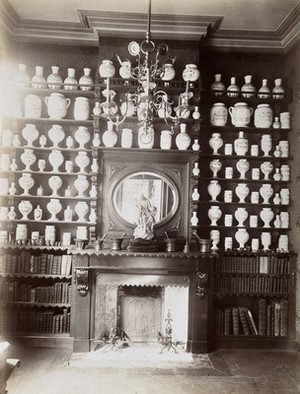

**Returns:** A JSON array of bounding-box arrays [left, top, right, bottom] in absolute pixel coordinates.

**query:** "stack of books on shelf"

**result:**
[[1, 281, 71, 304], [0, 252, 72, 276], [0, 308, 71, 334], [217, 255, 290, 274], [216, 298, 289, 337]]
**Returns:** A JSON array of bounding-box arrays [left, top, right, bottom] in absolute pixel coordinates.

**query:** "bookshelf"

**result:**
[[213, 251, 296, 348]]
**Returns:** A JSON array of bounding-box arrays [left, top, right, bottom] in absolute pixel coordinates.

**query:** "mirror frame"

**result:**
[[98, 148, 197, 246], [111, 170, 179, 228]]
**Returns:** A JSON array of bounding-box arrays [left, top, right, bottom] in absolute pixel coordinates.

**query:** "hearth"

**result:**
[[94, 274, 189, 346]]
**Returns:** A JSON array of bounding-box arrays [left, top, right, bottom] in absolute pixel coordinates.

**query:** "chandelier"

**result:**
[[98, 0, 198, 135]]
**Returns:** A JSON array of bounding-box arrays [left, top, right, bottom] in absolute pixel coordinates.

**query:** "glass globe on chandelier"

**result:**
[[99, 0, 199, 136]]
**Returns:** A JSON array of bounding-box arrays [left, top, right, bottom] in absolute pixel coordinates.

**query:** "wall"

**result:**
[[286, 40, 300, 344]]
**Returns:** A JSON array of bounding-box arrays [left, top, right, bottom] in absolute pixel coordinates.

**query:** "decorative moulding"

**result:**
[[0, 1, 299, 51]]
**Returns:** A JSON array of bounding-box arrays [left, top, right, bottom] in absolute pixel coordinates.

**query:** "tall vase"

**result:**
[[208, 205, 222, 226], [210, 74, 225, 96], [234, 131, 248, 155], [13, 64, 30, 86], [47, 66, 63, 89], [31, 66, 47, 89], [103, 121, 118, 147], [227, 77, 240, 98], [241, 75, 256, 98], [175, 124, 191, 150], [234, 207, 248, 227], [64, 68, 78, 90], [79, 68, 94, 91], [272, 78, 285, 100], [258, 79, 271, 99], [74, 126, 91, 148]]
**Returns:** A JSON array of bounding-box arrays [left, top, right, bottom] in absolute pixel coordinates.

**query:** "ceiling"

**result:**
[[1, 0, 300, 51]]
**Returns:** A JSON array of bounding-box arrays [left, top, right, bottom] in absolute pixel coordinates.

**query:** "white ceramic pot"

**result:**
[[22, 124, 39, 147], [192, 188, 200, 201], [234, 131, 248, 155], [47, 66, 63, 89], [48, 149, 64, 172], [190, 211, 199, 226], [236, 159, 250, 179], [47, 198, 62, 221], [229, 102, 253, 127], [182, 64, 200, 82], [75, 201, 89, 221], [19, 173, 34, 195], [234, 207, 248, 227], [260, 207, 274, 228], [210, 103, 227, 126], [0, 178, 9, 196], [103, 121, 118, 148], [272, 78, 285, 100], [21, 148, 36, 171], [34, 205, 43, 220], [79, 68, 94, 91], [48, 124, 65, 148], [99, 60, 116, 78], [257, 79, 271, 99], [119, 61, 132, 81], [74, 97, 90, 120], [260, 161, 273, 180], [227, 77, 240, 98], [24, 94, 42, 119], [261, 232, 271, 251], [207, 180, 221, 202], [13, 64, 30, 86], [210, 229, 220, 250], [235, 183, 249, 203], [208, 205, 222, 226], [160, 130, 172, 150], [259, 183, 274, 204], [175, 123, 191, 150], [254, 104, 273, 128], [74, 126, 90, 149], [235, 228, 249, 249], [31, 66, 47, 89], [121, 128, 133, 148], [74, 175, 89, 197], [48, 175, 63, 196], [45, 225, 56, 244], [63, 68, 78, 90], [75, 151, 90, 173], [16, 223, 28, 241], [210, 74, 225, 96], [18, 200, 33, 220], [209, 159, 222, 178], [241, 75, 256, 98], [45, 93, 71, 119], [209, 133, 223, 154], [161, 63, 175, 82]]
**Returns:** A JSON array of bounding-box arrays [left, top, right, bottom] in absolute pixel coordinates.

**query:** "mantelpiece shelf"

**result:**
[[202, 225, 290, 231], [12, 147, 93, 153], [6, 170, 94, 177], [0, 245, 68, 251], [2, 219, 96, 225], [199, 154, 292, 161], [199, 201, 290, 207]]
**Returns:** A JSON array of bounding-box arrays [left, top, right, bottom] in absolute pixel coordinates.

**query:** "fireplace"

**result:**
[[71, 251, 213, 353], [94, 274, 189, 345]]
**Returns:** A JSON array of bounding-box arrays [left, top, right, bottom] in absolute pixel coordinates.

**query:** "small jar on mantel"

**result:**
[[227, 77, 240, 98]]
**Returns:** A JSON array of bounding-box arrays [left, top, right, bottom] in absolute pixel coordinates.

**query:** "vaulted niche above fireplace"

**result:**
[[99, 148, 197, 248]]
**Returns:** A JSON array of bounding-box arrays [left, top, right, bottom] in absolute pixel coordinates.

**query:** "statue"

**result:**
[[128, 194, 159, 252], [133, 195, 157, 240]]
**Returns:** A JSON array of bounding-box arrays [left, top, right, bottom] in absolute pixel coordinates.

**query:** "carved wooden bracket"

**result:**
[[195, 271, 208, 298], [74, 268, 89, 296]]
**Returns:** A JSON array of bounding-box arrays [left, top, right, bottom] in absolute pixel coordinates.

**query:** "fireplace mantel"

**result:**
[[70, 250, 215, 353]]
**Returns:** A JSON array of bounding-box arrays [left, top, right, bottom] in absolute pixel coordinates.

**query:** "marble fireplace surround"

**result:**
[[71, 251, 214, 353]]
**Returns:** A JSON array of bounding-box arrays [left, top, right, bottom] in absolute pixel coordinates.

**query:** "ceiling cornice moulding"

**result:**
[[0, 0, 299, 51]]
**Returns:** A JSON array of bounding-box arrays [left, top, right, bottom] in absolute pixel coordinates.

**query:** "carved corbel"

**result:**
[[195, 271, 208, 298], [74, 268, 89, 296]]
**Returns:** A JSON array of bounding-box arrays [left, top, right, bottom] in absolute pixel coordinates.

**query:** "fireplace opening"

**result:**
[[94, 274, 189, 348]]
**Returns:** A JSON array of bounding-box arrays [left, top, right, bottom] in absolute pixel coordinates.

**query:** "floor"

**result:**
[[4, 342, 300, 394]]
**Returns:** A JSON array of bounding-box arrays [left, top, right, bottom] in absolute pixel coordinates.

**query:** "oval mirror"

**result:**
[[112, 171, 179, 227]]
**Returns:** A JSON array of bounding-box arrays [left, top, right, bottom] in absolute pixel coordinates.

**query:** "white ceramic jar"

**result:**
[[254, 104, 273, 128], [210, 103, 228, 126], [45, 93, 71, 119], [160, 130, 172, 150], [175, 123, 191, 150], [74, 97, 90, 120], [99, 60, 116, 78], [24, 94, 42, 119], [229, 102, 253, 127], [234, 131, 248, 155]]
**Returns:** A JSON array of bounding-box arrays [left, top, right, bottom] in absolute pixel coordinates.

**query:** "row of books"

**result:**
[[216, 298, 288, 337], [215, 275, 289, 294], [0, 308, 71, 334], [0, 252, 72, 276], [1, 281, 71, 304], [216, 255, 290, 274]]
